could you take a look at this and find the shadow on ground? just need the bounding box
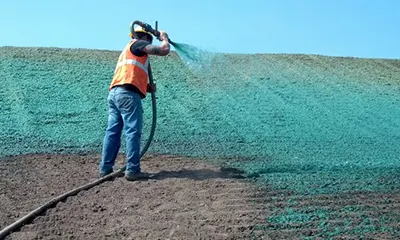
[150,167,246,180]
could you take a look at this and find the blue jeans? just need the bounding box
[99,86,143,174]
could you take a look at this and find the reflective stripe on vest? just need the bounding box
[109,40,149,97]
[115,59,149,74]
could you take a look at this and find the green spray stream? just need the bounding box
[131,21,215,72]
[170,41,215,72]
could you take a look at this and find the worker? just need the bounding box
[99,25,170,181]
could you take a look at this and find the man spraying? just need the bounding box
[99,24,170,181]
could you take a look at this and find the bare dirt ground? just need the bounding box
[1,154,399,239]
[0,154,269,240]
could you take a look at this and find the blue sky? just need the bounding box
[1,0,399,59]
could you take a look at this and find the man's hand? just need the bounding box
[159,31,169,41]
[147,83,156,93]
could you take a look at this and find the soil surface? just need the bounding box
[0,154,268,240]
[1,154,399,239]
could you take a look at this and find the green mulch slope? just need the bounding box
[1,46,399,238]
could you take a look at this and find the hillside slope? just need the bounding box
[1,47,400,190]
[1,46,400,238]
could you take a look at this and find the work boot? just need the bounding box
[125,171,151,181]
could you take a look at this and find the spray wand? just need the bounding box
[130,20,174,45]
[131,20,205,72]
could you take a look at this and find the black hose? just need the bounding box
[141,63,157,158]
[0,64,158,239]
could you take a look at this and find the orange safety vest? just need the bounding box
[109,40,149,98]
